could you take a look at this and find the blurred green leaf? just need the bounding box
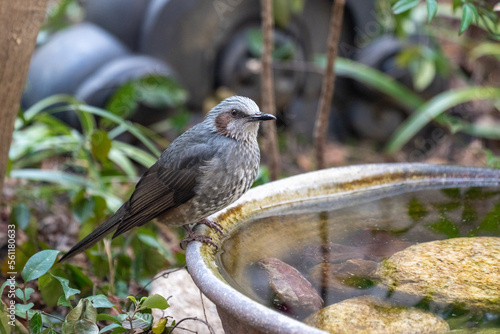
[118,312,153,330]
[273,0,291,27]
[137,233,171,260]
[112,141,157,167]
[51,274,80,300]
[77,104,161,158]
[62,299,98,334]
[290,0,305,12]
[392,0,420,14]
[58,295,72,308]
[386,87,500,153]
[91,130,112,163]
[108,148,136,177]
[413,58,436,91]
[73,191,95,224]
[38,273,64,307]
[22,250,60,282]
[152,318,168,334]
[334,57,424,110]
[96,314,120,324]
[11,203,30,230]
[15,303,34,314]
[29,312,43,334]
[99,323,126,333]
[426,0,438,23]
[470,42,500,60]
[106,84,137,121]
[86,295,114,308]
[15,288,34,303]
[460,3,478,35]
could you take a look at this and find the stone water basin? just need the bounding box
[186,163,500,333]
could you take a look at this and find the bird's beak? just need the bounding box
[249,113,276,122]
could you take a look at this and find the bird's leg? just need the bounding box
[194,218,224,236]
[181,224,218,250]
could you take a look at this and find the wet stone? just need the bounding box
[305,296,450,334]
[296,243,365,271]
[308,259,379,289]
[376,237,500,313]
[250,257,323,319]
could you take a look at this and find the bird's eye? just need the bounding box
[231,109,238,117]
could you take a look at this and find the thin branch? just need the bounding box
[260,0,281,180]
[313,0,346,169]
[168,317,215,334]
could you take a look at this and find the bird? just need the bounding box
[59,96,276,262]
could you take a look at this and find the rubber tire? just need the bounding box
[22,23,129,109]
[75,55,175,107]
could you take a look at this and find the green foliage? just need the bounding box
[386,87,500,153]
[272,0,305,27]
[105,75,188,127]
[315,57,500,154]
[22,250,60,282]
[6,92,188,332]
[10,251,174,334]
[391,0,498,36]
[247,29,296,61]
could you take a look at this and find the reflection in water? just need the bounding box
[217,186,500,329]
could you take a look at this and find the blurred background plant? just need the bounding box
[1,0,500,332]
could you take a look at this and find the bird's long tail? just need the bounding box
[59,206,126,262]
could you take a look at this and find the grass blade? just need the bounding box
[386,87,500,153]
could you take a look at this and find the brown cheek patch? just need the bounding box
[215,113,232,136]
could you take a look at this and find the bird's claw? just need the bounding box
[195,218,225,236]
[181,222,220,250]
[180,234,218,250]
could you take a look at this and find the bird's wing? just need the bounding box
[112,143,217,237]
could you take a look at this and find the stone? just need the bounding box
[304,296,450,334]
[298,243,365,270]
[251,257,323,319]
[149,268,224,334]
[376,237,500,312]
[308,259,378,291]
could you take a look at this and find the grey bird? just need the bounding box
[59,96,275,262]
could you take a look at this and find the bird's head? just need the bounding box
[205,96,276,141]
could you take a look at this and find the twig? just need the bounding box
[313,0,346,169]
[260,0,281,180]
[199,290,208,325]
[168,317,215,334]
[103,239,115,295]
[40,311,64,323]
[134,266,186,298]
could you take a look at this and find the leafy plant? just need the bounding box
[1,250,172,334]
[391,0,499,37]
[314,57,500,155]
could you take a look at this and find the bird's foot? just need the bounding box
[194,218,225,236]
[180,223,218,250]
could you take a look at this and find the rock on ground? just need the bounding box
[304,296,450,334]
[150,268,224,334]
[375,237,500,312]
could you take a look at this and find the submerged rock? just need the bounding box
[304,296,450,334]
[376,237,500,312]
[250,257,323,318]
